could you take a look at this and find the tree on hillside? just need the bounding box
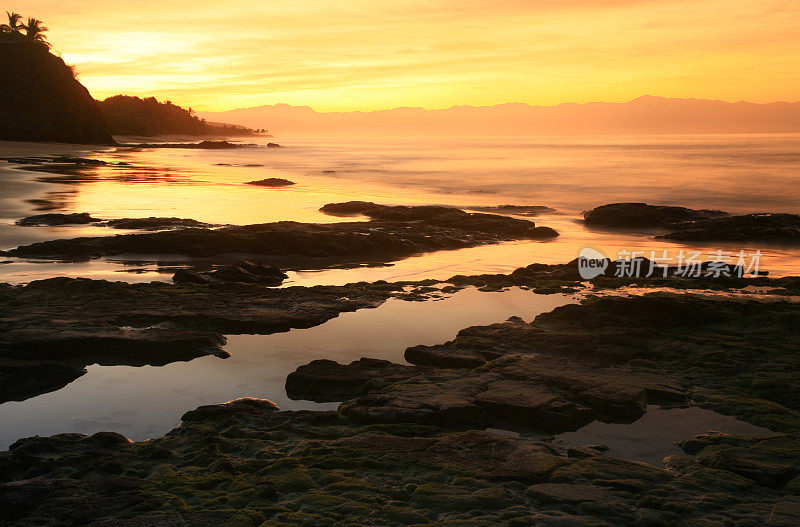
[22,17,49,46]
[0,11,23,35]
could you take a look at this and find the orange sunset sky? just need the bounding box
[19,0,800,112]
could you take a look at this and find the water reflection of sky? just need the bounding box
[0,288,574,449]
[2,134,800,284]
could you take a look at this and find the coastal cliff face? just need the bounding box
[0,42,113,144]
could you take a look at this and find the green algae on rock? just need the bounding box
[2,397,799,526]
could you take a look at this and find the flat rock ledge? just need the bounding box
[246,178,295,187]
[584,202,728,229]
[657,212,800,244]
[584,202,800,244]
[5,202,559,265]
[16,213,213,230]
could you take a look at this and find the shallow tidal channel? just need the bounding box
[0,287,573,449]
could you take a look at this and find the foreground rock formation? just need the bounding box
[4,203,559,267]
[2,391,799,525]
[2,272,800,525]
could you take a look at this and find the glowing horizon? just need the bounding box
[18,0,800,112]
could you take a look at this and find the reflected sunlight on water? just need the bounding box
[0,288,575,448]
[1,134,799,281]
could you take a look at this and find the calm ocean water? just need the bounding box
[0,134,798,449]
[1,133,799,282]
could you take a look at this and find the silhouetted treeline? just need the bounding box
[98,95,264,137]
[1,11,50,47]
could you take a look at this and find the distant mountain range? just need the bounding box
[199,96,800,137]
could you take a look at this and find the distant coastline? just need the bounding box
[200,96,800,137]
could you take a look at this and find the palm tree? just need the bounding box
[22,17,50,46]
[0,11,23,34]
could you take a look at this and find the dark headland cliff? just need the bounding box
[0,40,113,144]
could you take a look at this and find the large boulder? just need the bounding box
[286,358,422,401]
[584,202,727,229]
[16,213,101,226]
[659,213,800,244]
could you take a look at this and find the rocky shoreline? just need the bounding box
[2,261,800,524]
[3,194,800,524]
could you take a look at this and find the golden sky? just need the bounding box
[19,0,800,111]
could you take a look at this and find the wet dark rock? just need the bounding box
[337,355,682,432]
[2,399,795,526]
[768,501,800,526]
[1,157,49,165]
[246,177,295,187]
[525,483,619,503]
[102,217,212,230]
[16,212,102,226]
[452,255,781,294]
[567,445,609,459]
[575,256,751,280]
[678,434,800,489]
[320,201,470,219]
[181,397,280,422]
[471,205,557,216]
[207,261,288,285]
[266,142,282,148]
[406,294,800,431]
[584,202,728,229]
[18,213,215,230]
[316,202,559,242]
[321,201,561,236]
[658,213,800,244]
[171,269,214,284]
[7,202,559,264]
[286,358,424,402]
[1,278,800,524]
[172,261,288,286]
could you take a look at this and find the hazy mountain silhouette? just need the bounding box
[200,96,800,137]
